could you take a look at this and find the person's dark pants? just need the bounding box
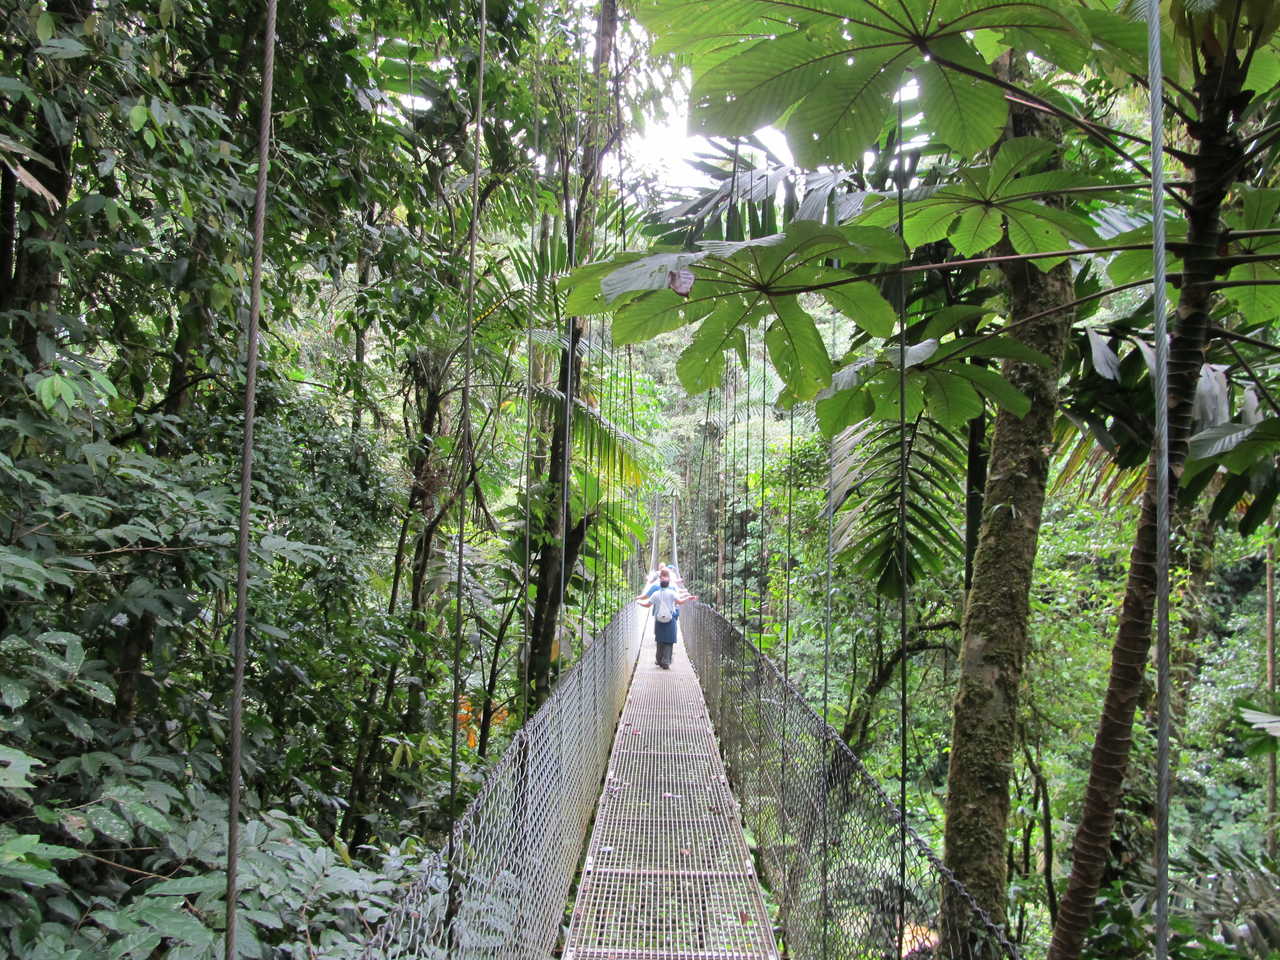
[654,617,677,667]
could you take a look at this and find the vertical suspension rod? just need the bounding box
[225,1,278,954]
[1146,0,1172,956]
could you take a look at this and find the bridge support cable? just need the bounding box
[683,603,1025,960]
[225,0,278,953]
[1144,0,1172,955]
[360,605,640,958]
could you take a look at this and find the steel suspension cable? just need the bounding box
[671,489,679,572]
[718,380,728,608]
[754,156,767,651]
[821,300,836,960]
[627,343,637,586]
[742,330,751,633]
[650,495,660,574]
[732,366,740,622]
[691,390,714,589]
[558,4,585,665]
[610,47,627,616]
[1146,0,1172,956]
[451,0,487,823]
[780,404,795,917]
[225,0,277,954]
[894,93,910,959]
[587,310,599,639]
[609,330,620,613]
[752,327,762,660]
[725,138,742,625]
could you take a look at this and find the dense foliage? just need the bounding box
[5,0,1280,957]
[0,0,665,953]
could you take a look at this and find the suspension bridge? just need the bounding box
[360,601,1019,959]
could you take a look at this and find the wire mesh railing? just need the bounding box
[361,603,640,959]
[682,602,1024,960]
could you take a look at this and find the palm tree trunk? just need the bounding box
[1047,46,1247,960]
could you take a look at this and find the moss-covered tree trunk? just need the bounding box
[939,54,1074,958]
[1047,46,1246,960]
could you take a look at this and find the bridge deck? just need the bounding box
[565,618,778,960]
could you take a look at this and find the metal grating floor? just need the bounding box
[565,618,779,960]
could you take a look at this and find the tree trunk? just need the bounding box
[114,611,156,723]
[528,323,582,704]
[964,410,988,594]
[477,591,522,758]
[3,0,85,369]
[1047,46,1246,960]
[525,0,618,706]
[0,102,23,292]
[940,54,1076,959]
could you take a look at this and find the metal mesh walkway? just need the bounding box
[566,617,778,960]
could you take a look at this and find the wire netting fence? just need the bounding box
[682,602,1024,960]
[361,604,640,959]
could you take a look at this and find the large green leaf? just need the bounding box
[949,204,1005,257]
[861,137,1106,262]
[560,221,904,399]
[613,290,694,345]
[950,363,1030,416]
[676,296,763,393]
[820,281,898,337]
[691,31,839,138]
[1223,188,1280,323]
[601,251,709,303]
[784,48,907,168]
[915,36,1009,158]
[561,253,651,315]
[765,296,832,403]
[922,369,984,425]
[642,0,1090,164]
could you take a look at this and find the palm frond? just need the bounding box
[1050,419,1147,505]
[829,417,965,597]
[1165,844,1280,959]
[531,385,647,487]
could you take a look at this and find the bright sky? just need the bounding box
[626,103,796,192]
[625,82,923,193]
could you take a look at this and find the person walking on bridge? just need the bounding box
[636,567,695,669]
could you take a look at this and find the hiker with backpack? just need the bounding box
[636,567,696,669]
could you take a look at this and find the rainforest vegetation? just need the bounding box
[4,0,1280,956]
